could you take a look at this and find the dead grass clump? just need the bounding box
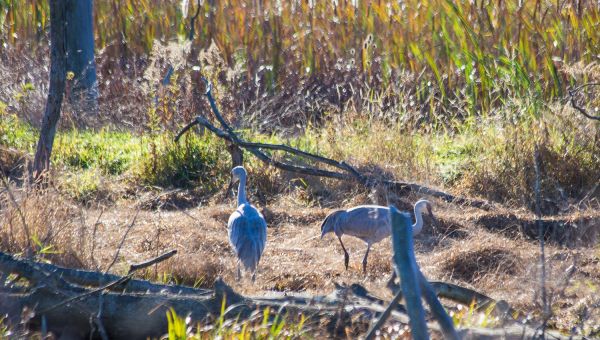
[457,113,600,213]
[470,211,600,247]
[137,189,201,211]
[272,273,322,292]
[0,147,29,179]
[442,246,522,285]
[0,185,90,268]
[162,253,226,288]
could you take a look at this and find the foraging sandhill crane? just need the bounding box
[320,199,435,274]
[228,166,267,282]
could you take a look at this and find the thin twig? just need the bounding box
[568,82,600,121]
[188,0,202,41]
[90,208,105,271]
[104,209,140,274]
[364,287,404,340]
[39,273,133,314]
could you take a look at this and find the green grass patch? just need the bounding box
[1,109,598,210]
[134,132,229,190]
[0,116,231,197]
[54,129,144,176]
[165,306,307,340]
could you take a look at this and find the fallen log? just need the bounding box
[0,251,414,338]
[0,252,206,295]
[0,251,580,339]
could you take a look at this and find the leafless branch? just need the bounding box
[127,249,177,274]
[0,251,578,339]
[104,209,139,274]
[569,82,600,121]
[90,208,105,271]
[176,78,492,210]
[188,0,202,41]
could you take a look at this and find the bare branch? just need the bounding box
[127,249,177,274]
[188,0,202,41]
[90,208,105,271]
[0,251,578,339]
[176,78,492,210]
[569,82,600,121]
[104,210,139,274]
[1,251,206,295]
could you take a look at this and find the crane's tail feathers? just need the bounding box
[237,241,262,272]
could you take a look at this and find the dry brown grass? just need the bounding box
[1,177,599,335]
[0,183,91,268]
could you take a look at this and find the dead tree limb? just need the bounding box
[0,251,579,339]
[569,82,600,121]
[176,79,491,210]
[387,279,518,319]
[0,251,206,295]
[127,249,177,274]
[38,250,178,314]
[367,209,430,340]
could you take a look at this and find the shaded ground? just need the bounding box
[75,192,600,336]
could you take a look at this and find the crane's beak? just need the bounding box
[226,175,238,198]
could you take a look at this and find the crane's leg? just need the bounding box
[251,270,256,283]
[337,236,350,270]
[361,244,371,275]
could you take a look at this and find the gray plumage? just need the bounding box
[320,199,435,274]
[228,166,267,282]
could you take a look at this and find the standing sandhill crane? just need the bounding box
[320,199,435,274]
[228,166,267,282]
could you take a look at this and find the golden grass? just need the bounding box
[2,181,598,334]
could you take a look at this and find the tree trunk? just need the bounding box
[65,0,98,115]
[32,0,68,180]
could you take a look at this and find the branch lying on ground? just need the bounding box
[175,79,492,210]
[1,251,206,295]
[38,250,178,315]
[0,252,577,339]
[569,82,600,121]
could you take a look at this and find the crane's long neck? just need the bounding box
[237,173,248,207]
[412,205,424,235]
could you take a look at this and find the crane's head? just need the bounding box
[231,166,247,182]
[320,210,345,239]
[415,199,437,223]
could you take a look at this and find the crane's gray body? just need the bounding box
[228,166,267,281]
[320,200,433,273]
[326,205,392,245]
[228,203,267,273]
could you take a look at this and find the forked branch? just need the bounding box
[176,78,491,210]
